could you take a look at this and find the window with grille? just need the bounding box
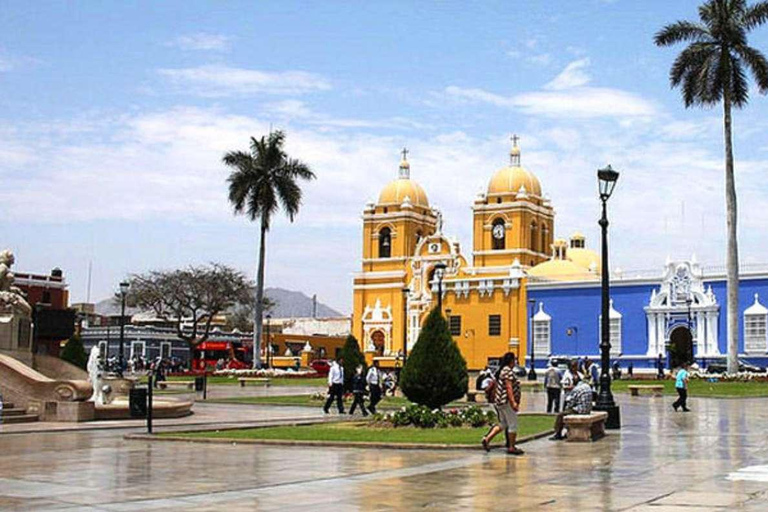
[598,317,622,355]
[488,315,501,336]
[449,315,462,336]
[745,314,767,353]
[533,319,550,355]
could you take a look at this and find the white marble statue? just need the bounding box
[87,346,107,404]
[0,250,32,317]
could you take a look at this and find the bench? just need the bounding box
[238,377,272,387]
[157,381,194,390]
[466,390,486,403]
[628,384,664,397]
[563,411,608,442]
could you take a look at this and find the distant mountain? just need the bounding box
[265,288,343,318]
[94,297,140,317]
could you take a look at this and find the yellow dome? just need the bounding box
[378,178,429,207]
[527,259,595,281]
[487,165,542,197]
[568,248,601,273]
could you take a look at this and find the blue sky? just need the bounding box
[2,1,768,314]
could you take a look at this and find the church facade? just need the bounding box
[352,140,768,371]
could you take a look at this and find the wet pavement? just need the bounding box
[1,392,767,511]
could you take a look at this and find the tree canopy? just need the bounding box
[126,263,252,346]
[400,308,468,409]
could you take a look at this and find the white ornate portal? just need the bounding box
[644,259,720,357]
[361,299,393,355]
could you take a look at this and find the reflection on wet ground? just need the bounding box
[1,391,767,510]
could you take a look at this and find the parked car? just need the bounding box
[310,359,331,376]
[706,358,767,374]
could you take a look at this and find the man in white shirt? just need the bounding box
[323,357,345,414]
[366,360,382,414]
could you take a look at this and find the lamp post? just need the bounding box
[434,262,447,313]
[528,299,537,381]
[402,288,410,364]
[594,164,621,429]
[118,281,130,377]
[266,314,272,369]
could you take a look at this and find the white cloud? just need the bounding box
[545,58,591,90]
[168,33,232,52]
[445,84,656,119]
[157,65,331,97]
[0,48,40,72]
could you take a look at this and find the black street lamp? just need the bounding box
[118,281,130,377]
[528,299,537,381]
[434,262,447,313]
[594,164,621,429]
[402,287,410,364]
[266,314,272,369]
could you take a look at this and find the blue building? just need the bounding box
[527,257,768,370]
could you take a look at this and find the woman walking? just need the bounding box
[481,352,524,455]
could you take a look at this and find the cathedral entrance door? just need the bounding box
[668,326,693,368]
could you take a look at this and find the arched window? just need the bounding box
[379,227,392,258]
[541,225,548,254]
[491,218,505,250]
[530,222,538,253]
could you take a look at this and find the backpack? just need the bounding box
[483,375,498,403]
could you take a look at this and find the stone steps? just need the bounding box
[2,413,39,424]
[0,403,40,424]
[2,407,29,417]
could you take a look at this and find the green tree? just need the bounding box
[655,0,768,374]
[60,334,88,370]
[339,334,366,390]
[400,308,468,409]
[224,131,315,368]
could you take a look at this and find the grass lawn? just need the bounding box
[612,378,768,397]
[163,416,553,445]
[212,394,419,408]
[137,375,327,387]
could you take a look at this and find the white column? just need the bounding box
[695,312,704,356]
[647,314,657,357]
[707,313,720,355]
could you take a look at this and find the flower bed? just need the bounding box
[214,368,320,378]
[374,405,496,429]
[690,371,768,382]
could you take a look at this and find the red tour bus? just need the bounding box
[192,340,250,371]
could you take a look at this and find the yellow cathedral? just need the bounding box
[352,138,600,370]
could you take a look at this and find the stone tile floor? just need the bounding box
[0,391,767,510]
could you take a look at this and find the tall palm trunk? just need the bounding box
[723,89,740,375]
[253,216,267,369]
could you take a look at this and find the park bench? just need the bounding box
[466,390,486,403]
[157,381,194,390]
[563,411,608,442]
[628,384,664,397]
[238,377,272,387]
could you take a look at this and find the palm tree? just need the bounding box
[224,131,315,368]
[655,0,768,374]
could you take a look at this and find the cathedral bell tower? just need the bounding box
[472,136,555,268]
[360,149,438,272]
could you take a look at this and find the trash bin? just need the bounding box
[129,388,148,418]
[195,376,205,392]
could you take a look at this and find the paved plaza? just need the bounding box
[1,391,768,511]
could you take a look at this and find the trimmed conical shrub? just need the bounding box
[400,307,468,409]
[339,334,366,391]
[60,334,88,370]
